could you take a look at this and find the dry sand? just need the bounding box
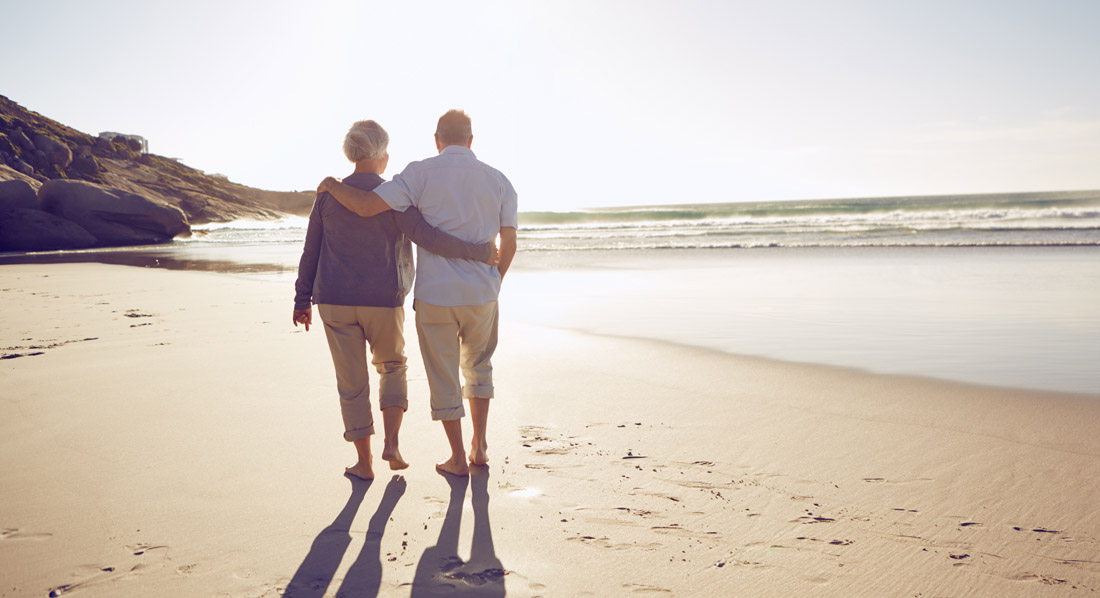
[2,263,1099,597]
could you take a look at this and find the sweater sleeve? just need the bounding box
[293,195,325,310]
[395,206,493,262]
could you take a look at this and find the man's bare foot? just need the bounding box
[435,456,470,477]
[469,440,489,466]
[381,442,409,471]
[345,461,374,480]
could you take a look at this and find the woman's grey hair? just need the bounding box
[343,120,389,162]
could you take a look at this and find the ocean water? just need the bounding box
[159,189,1100,252]
[3,191,1099,395]
[518,190,1100,251]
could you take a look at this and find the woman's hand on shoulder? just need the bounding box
[317,177,339,196]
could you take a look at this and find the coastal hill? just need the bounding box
[0,95,313,252]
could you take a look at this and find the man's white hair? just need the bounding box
[343,120,389,162]
[435,109,473,146]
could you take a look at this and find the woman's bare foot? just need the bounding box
[435,456,470,477]
[345,461,374,480]
[381,440,409,471]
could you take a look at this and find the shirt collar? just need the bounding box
[440,145,475,158]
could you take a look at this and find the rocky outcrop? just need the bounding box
[38,180,190,247]
[33,133,73,168]
[1,178,100,251]
[0,179,38,210]
[9,128,35,153]
[0,163,42,188]
[0,93,314,252]
[69,146,101,177]
[0,208,97,251]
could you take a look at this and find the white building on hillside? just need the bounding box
[98,132,148,154]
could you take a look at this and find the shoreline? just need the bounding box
[548,321,1100,402]
[3,262,1100,596]
[3,245,1099,396]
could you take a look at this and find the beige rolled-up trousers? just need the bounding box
[414,299,498,421]
[318,304,408,442]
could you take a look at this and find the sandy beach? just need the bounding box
[3,261,1100,597]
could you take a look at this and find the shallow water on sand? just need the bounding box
[4,244,1098,395]
[506,246,1100,396]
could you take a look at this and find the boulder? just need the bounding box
[11,158,35,176]
[0,163,41,185]
[0,179,38,210]
[70,147,101,177]
[0,207,97,251]
[11,128,35,153]
[33,133,72,168]
[22,149,46,171]
[0,132,16,156]
[93,136,114,155]
[38,179,190,246]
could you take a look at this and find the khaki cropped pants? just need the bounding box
[414,299,498,421]
[318,304,408,442]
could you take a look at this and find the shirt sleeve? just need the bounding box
[394,206,491,262]
[499,174,519,228]
[293,194,325,310]
[373,165,419,213]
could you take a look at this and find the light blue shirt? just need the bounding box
[374,145,518,306]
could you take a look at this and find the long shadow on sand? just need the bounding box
[284,475,406,598]
[336,475,407,596]
[410,467,505,597]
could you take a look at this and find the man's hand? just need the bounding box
[293,308,312,331]
[497,227,517,280]
[317,176,339,196]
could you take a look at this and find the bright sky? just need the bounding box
[3,0,1099,212]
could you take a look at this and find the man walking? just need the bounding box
[318,109,518,476]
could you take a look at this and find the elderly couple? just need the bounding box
[293,110,518,479]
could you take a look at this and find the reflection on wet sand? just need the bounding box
[0,243,298,277]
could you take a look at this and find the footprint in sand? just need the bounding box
[1010,573,1068,585]
[48,543,170,596]
[649,524,703,538]
[792,516,837,524]
[1012,526,1061,534]
[566,535,654,551]
[862,477,932,485]
[518,425,580,456]
[796,537,854,546]
[127,542,168,556]
[440,563,506,587]
[1,528,53,540]
[623,583,672,594]
[1,352,45,360]
[48,565,127,597]
[2,337,98,358]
